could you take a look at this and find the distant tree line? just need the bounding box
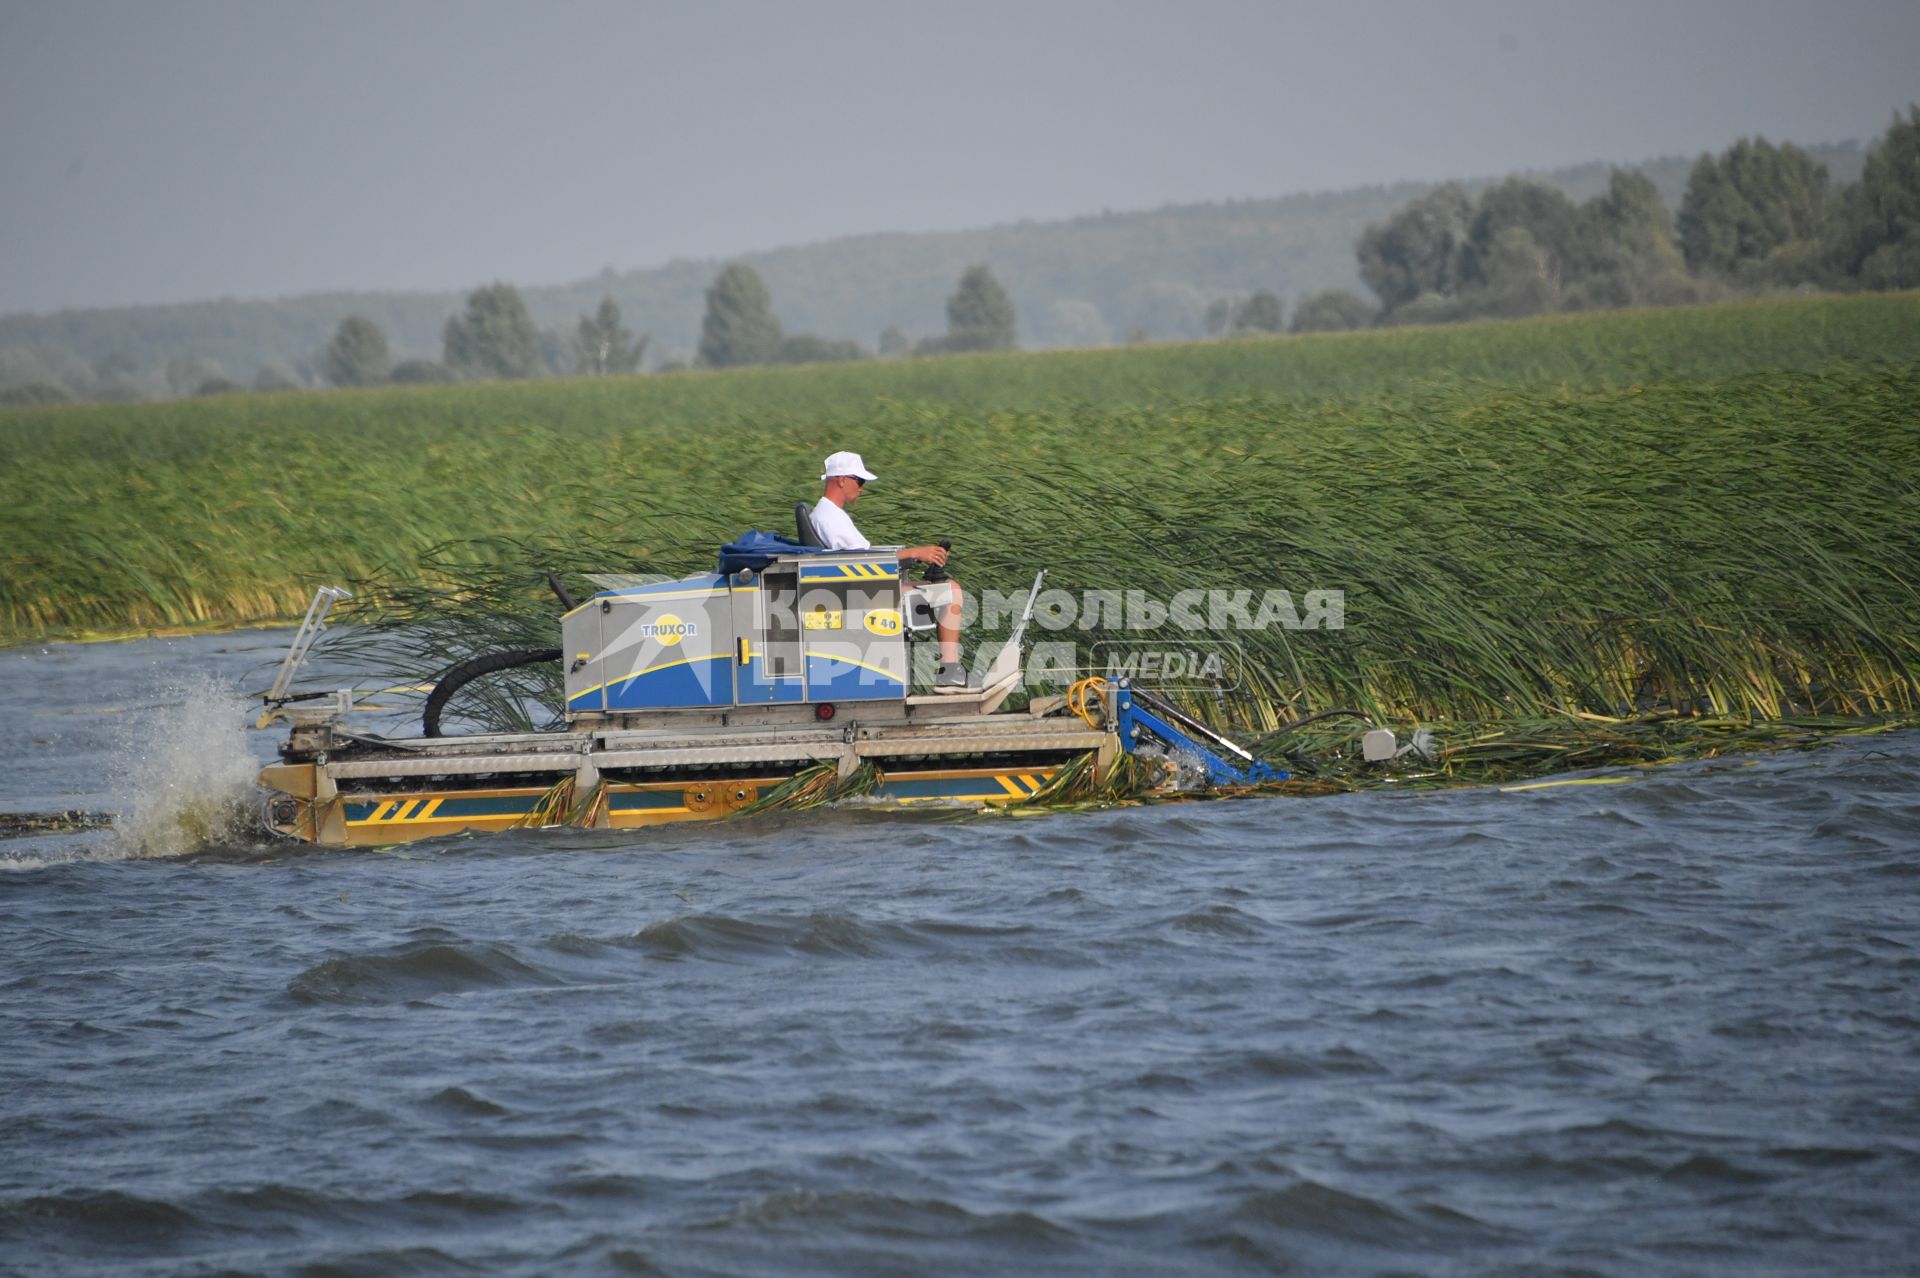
[0,285,661,403]
[313,285,654,389]
[1347,166,1700,326]
[248,261,1013,393]
[1316,106,1919,330]
[0,257,1021,402]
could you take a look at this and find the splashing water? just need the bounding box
[108,673,263,858]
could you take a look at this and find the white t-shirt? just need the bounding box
[811,496,870,551]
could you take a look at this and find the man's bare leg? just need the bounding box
[938,581,964,667]
[931,579,969,690]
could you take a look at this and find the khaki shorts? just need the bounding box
[904,579,957,626]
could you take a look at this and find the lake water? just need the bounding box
[3,632,1917,1275]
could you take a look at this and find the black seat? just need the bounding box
[794,502,826,548]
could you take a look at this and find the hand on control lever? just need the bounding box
[900,541,951,574]
[923,539,952,583]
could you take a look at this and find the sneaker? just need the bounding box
[934,662,971,694]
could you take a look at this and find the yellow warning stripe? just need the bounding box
[350,798,453,825]
[803,563,894,579]
[342,764,1058,830]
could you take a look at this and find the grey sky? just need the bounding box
[1,0,1913,315]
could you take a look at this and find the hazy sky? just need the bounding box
[1,0,1913,315]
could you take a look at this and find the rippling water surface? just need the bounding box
[3,633,1918,1276]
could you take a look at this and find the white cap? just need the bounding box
[822,450,877,482]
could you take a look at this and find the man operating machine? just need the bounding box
[809,450,968,692]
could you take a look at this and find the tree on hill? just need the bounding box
[444,283,542,379]
[877,325,912,357]
[1461,178,1582,297]
[1233,291,1283,334]
[1564,169,1698,309]
[1289,289,1375,332]
[1357,183,1473,313]
[1829,105,1920,290]
[537,326,571,377]
[1676,137,1831,278]
[698,264,782,368]
[323,315,391,387]
[575,296,647,375]
[1471,227,1557,317]
[939,264,1018,352]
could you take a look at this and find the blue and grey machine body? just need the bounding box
[562,551,911,717]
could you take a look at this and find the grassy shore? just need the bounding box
[3,293,1917,755]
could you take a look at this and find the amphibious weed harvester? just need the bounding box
[256,518,1290,847]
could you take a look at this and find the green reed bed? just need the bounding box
[2,292,1916,642]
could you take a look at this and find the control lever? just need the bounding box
[923,538,952,584]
